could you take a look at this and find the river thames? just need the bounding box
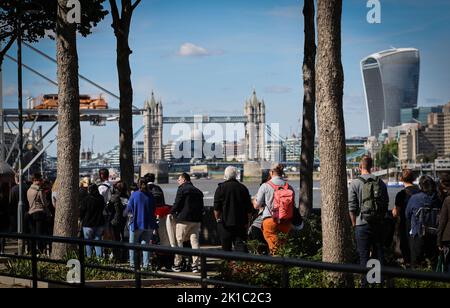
[158,178,403,209]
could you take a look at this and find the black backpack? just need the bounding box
[358,177,387,224]
[148,184,165,206]
[416,199,440,237]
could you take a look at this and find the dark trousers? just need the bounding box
[399,222,411,264]
[112,224,127,262]
[355,224,385,287]
[409,234,438,269]
[248,226,269,255]
[217,223,248,253]
[30,212,48,253]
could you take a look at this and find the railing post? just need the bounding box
[281,265,289,288]
[78,242,85,288]
[201,255,207,289]
[31,238,38,289]
[134,247,142,289]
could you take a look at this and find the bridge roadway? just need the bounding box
[2,109,248,124]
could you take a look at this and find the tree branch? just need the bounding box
[131,0,141,11]
[0,33,17,60]
[109,0,120,26]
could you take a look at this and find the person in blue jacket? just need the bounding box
[127,179,158,269]
[406,175,441,269]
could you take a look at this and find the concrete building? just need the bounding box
[420,102,450,157]
[396,102,450,162]
[361,48,420,137]
[285,134,301,162]
[398,127,419,163]
[265,140,285,163]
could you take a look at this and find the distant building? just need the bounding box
[285,135,301,162]
[223,140,246,162]
[400,105,443,126]
[361,48,420,137]
[365,136,383,158]
[133,141,144,165]
[396,102,450,162]
[164,143,175,162]
[265,140,285,163]
[419,102,450,157]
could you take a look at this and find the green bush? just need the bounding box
[0,254,135,282]
[218,215,325,288]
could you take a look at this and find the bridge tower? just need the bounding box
[245,90,266,161]
[143,92,163,163]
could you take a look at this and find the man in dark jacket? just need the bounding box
[214,166,253,252]
[170,173,204,273]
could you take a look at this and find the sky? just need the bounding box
[2,0,450,156]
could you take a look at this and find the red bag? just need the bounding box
[268,182,294,222]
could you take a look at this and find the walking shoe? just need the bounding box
[191,266,200,273]
[171,265,182,272]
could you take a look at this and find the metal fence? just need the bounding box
[0,232,449,288]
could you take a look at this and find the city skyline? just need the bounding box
[2,0,450,156]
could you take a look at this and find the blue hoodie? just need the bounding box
[127,191,158,232]
[405,192,441,237]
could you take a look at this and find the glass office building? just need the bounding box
[361,48,420,137]
[400,106,443,125]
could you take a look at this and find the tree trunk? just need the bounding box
[52,0,81,259]
[299,0,316,218]
[110,0,136,188]
[316,0,353,286]
[116,36,134,187]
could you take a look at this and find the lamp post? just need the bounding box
[16,2,24,253]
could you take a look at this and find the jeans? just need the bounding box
[355,224,384,287]
[83,227,104,258]
[129,229,153,269]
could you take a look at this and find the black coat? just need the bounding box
[80,194,105,228]
[147,184,166,206]
[438,197,450,246]
[213,179,253,228]
[171,182,204,223]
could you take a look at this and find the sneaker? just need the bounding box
[171,265,182,273]
[191,266,200,273]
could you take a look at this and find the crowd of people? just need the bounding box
[349,155,450,286]
[1,159,449,277]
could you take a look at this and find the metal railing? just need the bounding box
[0,232,449,288]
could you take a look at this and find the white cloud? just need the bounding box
[177,43,211,57]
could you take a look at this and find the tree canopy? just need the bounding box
[0,0,108,69]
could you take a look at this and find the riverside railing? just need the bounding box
[0,232,449,288]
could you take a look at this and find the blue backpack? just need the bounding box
[416,198,441,237]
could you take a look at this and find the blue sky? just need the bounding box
[2,0,450,156]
